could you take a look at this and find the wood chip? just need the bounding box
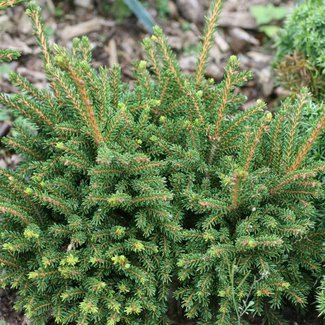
[59,18,115,41]
[229,27,259,52]
[0,122,11,138]
[0,16,13,33]
[16,67,46,82]
[106,39,118,67]
[219,12,257,29]
[247,51,272,65]
[215,32,230,53]
[258,66,274,97]
[206,64,223,80]
[179,55,196,72]
[176,0,204,23]
[0,34,33,54]
[74,0,93,9]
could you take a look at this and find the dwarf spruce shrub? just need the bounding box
[0,0,324,324]
[275,0,325,99]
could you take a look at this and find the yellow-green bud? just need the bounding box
[55,54,66,66]
[229,55,238,65]
[65,254,79,266]
[2,243,14,251]
[118,102,126,112]
[235,169,249,179]
[114,226,126,237]
[42,257,51,268]
[153,25,162,34]
[247,239,256,248]
[203,232,215,242]
[118,283,130,293]
[56,142,65,149]
[31,175,41,182]
[24,228,39,239]
[184,120,191,128]
[150,135,158,142]
[265,111,273,122]
[132,241,145,252]
[28,271,39,279]
[138,60,147,70]
[256,99,266,111]
[159,115,167,123]
[24,187,33,195]
[196,90,203,98]
[79,301,99,314]
[218,290,226,297]
[143,38,151,49]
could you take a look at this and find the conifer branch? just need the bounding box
[196,0,223,86]
[151,27,185,92]
[287,112,325,172]
[98,67,109,125]
[61,63,104,144]
[110,65,121,108]
[160,97,187,115]
[284,91,307,171]
[211,56,240,141]
[25,3,63,100]
[16,96,54,128]
[203,213,224,229]
[0,49,21,63]
[267,108,286,168]
[0,0,23,10]
[0,258,19,268]
[158,75,171,103]
[150,30,205,122]
[219,100,265,142]
[26,3,51,67]
[243,113,270,172]
[0,204,31,225]
[49,68,87,122]
[9,72,57,112]
[143,38,162,82]
[270,171,317,195]
[0,93,33,120]
[230,175,241,209]
[0,2,323,323]
[4,138,42,159]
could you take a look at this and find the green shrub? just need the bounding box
[0,1,324,324]
[317,277,325,317]
[275,0,325,99]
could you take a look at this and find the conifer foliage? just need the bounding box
[0,1,324,324]
[0,1,23,62]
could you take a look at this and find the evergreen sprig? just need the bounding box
[0,1,324,324]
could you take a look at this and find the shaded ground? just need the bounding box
[0,0,323,324]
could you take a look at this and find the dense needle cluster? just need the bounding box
[275,0,325,99]
[0,1,324,324]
